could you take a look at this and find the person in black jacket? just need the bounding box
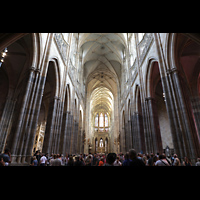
[129,149,145,167]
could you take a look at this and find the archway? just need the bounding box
[147,61,173,154]
[134,87,145,153]
[122,110,126,152]
[77,109,83,154]
[0,33,37,155]
[173,33,200,157]
[59,85,69,156]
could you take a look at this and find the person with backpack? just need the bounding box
[155,154,170,166]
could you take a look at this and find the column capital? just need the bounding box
[29,67,36,72]
[145,97,155,101]
[166,68,179,74]
[35,69,41,74]
[166,69,172,74]
[171,68,179,74]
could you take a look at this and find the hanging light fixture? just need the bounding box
[0,47,8,67]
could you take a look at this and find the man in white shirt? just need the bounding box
[155,154,170,166]
[40,153,47,166]
[113,156,122,166]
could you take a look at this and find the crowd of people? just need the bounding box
[28,149,200,166]
[1,148,200,166]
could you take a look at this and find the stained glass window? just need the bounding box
[95,113,98,127]
[99,113,104,127]
[105,113,108,127]
[100,138,103,147]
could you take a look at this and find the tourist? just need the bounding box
[155,154,170,166]
[1,148,12,166]
[122,152,131,166]
[35,150,41,164]
[80,155,85,166]
[195,158,200,166]
[104,153,116,166]
[58,154,64,165]
[45,153,50,166]
[183,157,192,166]
[85,155,92,166]
[129,149,145,166]
[30,156,38,166]
[152,155,158,166]
[119,152,124,163]
[172,154,181,166]
[147,153,154,166]
[98,157,104,166]
[50,154,56,166]
[67,156,74,166]
[166,155,172,166]
[64,153,69,166]
[92,154,98,166]
[74,155,82,166]
[142,155,147,165]
[113,156,122,166]
[39,153,47,166]
[145,154,150,166]
[52,154,62,166]
[96,155,100,166]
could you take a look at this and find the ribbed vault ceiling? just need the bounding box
[79,33,127,115]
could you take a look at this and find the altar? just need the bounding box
[97,147,105,153]
[93,131,109,154]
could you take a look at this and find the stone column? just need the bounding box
[143,99,153,154]
[71,120,79,154]
[0,96,17,153]
[166,69,185,159]
[57,99,64,154]
[145,97,160,154]
[53,97,63,154]
[26,72,47,161]
[121,127,126,153]
[11,67,35,163]
[138,112,146,153]
[190,96,200,156]
[131,112,140,152]
[43,96,58,154]
[128,120,132,150]
[81,130,85,154]
[60,111,69,155]
[153,33,186,159]
[66,114,73,154]
[25,33,54,163]
[171,68,196,160]
[77,127,82,154]
[124,122,129,152]
[20,69,42,163]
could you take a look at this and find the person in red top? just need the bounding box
[98,157,104,166]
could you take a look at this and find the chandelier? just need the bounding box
[0,48,8,67]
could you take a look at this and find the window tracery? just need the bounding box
[94,112,109,132]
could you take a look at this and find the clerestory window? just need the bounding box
[94,112,109,132]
